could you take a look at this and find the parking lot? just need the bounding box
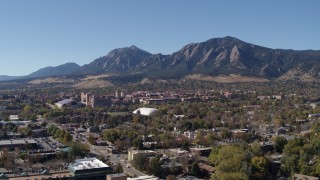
[35,136,64,151]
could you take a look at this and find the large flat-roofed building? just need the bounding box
[0,139,38,150]
[128,150,156,161]
[68,158,112,180]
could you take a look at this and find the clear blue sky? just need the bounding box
[0,0,319,76]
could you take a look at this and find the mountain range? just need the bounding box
[1,36,320,82]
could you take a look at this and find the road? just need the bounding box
[92,146,146,177]
[121,162,146,177]
[47,122,146,177]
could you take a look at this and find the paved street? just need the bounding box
[121,162,146,177]
[48,122,146,177]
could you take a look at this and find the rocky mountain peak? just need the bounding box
[4,36,319,82]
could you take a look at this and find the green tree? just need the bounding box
[191,162,200,176]
[148,156,162,177]
[102,128,121,143]
[133,137,144,150]
[281,154,299,176]
[168,159,178,175]
[212,145,249,180]
[54,129,62,139]
[48,125,58,135]
[250,142,263,157]
[63,132,73,144]
[132,153,148,171]
[69,141,90,158]
[208,147,220,164]
[181,140,190,151]
[251,156,268,178]
[115,163,123,173]
[87,135,97,145]
[273,136,288,153]
[19,153,28,160]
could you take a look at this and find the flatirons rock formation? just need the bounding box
[80,36,320,80]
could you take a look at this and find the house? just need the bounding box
[199,162,215,174]
[272,95,283,100]
[190,146,212,157]
[183,131,196,140]
[9,115,19,121]
[257,96,271,101]
[173,115,186,120]
[143,142,157,149]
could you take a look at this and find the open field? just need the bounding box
[185,74,269,83]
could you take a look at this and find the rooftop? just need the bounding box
[107,173,127,178]
[130,150,156,154]
[0,138,37,146]
[128,175,159,180]
[169,148,188,153]
[133,107,159,116]
[69,158,108,172]
[55,99,74,105]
